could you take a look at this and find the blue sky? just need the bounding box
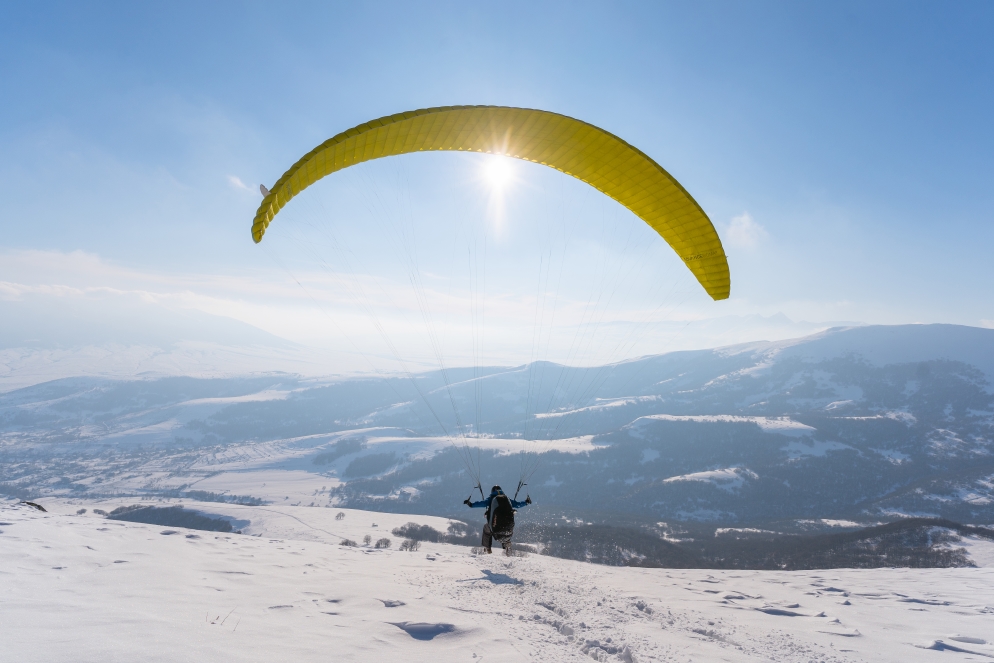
[1,2,992,373]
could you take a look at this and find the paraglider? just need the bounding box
[464,485,531,555]
[252,105,730,301]
[251,105,732,518]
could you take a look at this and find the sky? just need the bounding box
[1,1,992,379]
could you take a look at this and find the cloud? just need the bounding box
[724,212,768,250]
[981,320,994,329]
[227,175,252,191]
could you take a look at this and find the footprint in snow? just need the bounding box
[391,622,455,641]
[917,640,994,658]
[755,607,805,617]
[457,569,522,585]
[818,628,861,637]
[378,599,405,607]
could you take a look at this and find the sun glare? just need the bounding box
[482,155,515,190]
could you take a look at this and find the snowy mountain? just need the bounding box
[0,295,350,392]
[2,324,992,528]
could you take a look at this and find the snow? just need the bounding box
[835,411,917,426]
[5,500,994,663]
[948,534,994,568]
[955,488,992,506]
[632,414,816,437]
[184,470,342,505]
[715,528,780,536]
[368,433,600,457]
[285,430,599,462]
[798,519,874,529]
[534,396,662,418]
[663,467,758,492]
[177,389,299,406]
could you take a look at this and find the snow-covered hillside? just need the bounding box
[4,500,994,663]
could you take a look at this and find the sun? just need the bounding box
[482,155,515,190]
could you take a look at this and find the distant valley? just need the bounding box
[2,324,992,531]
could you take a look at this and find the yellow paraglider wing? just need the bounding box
[252,105,730,300]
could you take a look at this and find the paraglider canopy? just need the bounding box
[252,105,730,300]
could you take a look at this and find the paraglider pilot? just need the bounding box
[464,485,531,555]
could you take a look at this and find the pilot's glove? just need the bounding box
[463,498,472,506]
[525,495,532,505]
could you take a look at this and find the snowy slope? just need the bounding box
[4,500,994,663]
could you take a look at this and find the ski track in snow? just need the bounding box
[3,500,994,662]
